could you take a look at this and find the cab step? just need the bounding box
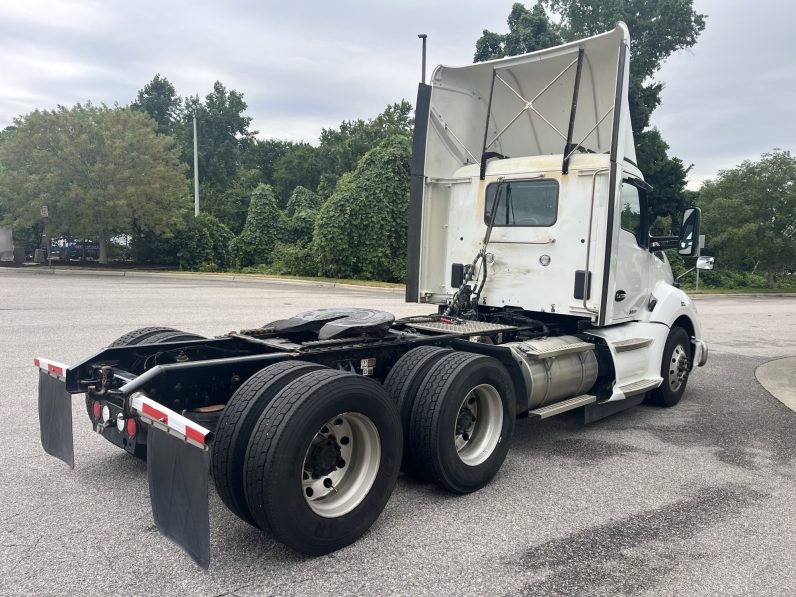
[613,337,654,352]
[618,377,661,397]
[528,394,596,419]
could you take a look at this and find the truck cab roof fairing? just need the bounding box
[424,23,633,181]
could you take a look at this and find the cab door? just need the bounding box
[610,179,652,322]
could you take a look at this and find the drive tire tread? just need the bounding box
[244,369,401,555]
[212,360,325,528]
[384,345,453,474]
[409,351,515,494]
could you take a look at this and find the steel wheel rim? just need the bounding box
[454,383,503,466]
[301,412,380,518]
[668,344,689,392]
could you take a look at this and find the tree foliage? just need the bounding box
[698,150,796,288]
[176,213,234,271]
[0,104,189,262]
[232,183,281,267]
[131,74,181,135]
[474,3,562,61]
[282,186,322,244]
[177,82,255,191]
[314,135,411,281]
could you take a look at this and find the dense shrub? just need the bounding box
[269,241,320,276]
[176,213,234,270]
[313,135,410,281]
[232,183,281,267]
[130,229,180,264]
[282,186,322,244]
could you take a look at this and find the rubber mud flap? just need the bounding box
[38,370,74,469]
[147,430,211,569]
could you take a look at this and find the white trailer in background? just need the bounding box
[36,23,710,568]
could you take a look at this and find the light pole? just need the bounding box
[193,111,200,216]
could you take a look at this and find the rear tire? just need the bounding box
[648,326,691,407]
[244,369,401,555]
[211,360,326,527]
[409,352,516,494]
[384,345,453,474]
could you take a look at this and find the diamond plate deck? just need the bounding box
[407,320,516,334]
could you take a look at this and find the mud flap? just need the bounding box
[147,429,211,569]
[38,370,74,468]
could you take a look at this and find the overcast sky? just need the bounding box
[1,0,793,189]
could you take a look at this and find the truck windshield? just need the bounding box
[484,179,558,227]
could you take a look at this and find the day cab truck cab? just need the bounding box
[36,23,709,568]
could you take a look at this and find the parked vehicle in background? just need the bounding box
[49,239,100,261]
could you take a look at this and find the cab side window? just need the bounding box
[620,182,642,245]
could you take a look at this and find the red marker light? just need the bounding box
[92,401,101,419]
[126,418,137,437]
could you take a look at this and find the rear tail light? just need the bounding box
[92,400,101,419]
[126,418,137,437]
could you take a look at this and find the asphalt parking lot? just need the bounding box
[1,269,794,596]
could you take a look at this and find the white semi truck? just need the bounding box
[36,23,710,568]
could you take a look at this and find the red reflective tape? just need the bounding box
[184,425,205,445]
[48,364,65,377]
[34,358,41,368]
[141,402,168,424]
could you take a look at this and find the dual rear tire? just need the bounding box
[386,348,516,494]
[213,363,402,556]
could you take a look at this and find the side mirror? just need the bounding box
[696,256,714,270]
[678,207,701,257]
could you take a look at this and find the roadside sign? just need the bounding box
[40,205,49,218]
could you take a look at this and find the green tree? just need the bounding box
[131,74,181,135]
[314,135,411,281]
[232,183,281,267]
[241,138,294,187]
[698,150,796,288]
[201,167,263,234]
[315,101,414,198]
[473,3,562,61]
[0,104,189,263]
[272,142,323,205]
[177,82,255,192]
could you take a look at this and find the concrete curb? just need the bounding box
[755,356,796,413]
[0,266,407,294]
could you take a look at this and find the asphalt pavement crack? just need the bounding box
[515,483,767,596]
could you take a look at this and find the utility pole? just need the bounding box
[193,112,200,216]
